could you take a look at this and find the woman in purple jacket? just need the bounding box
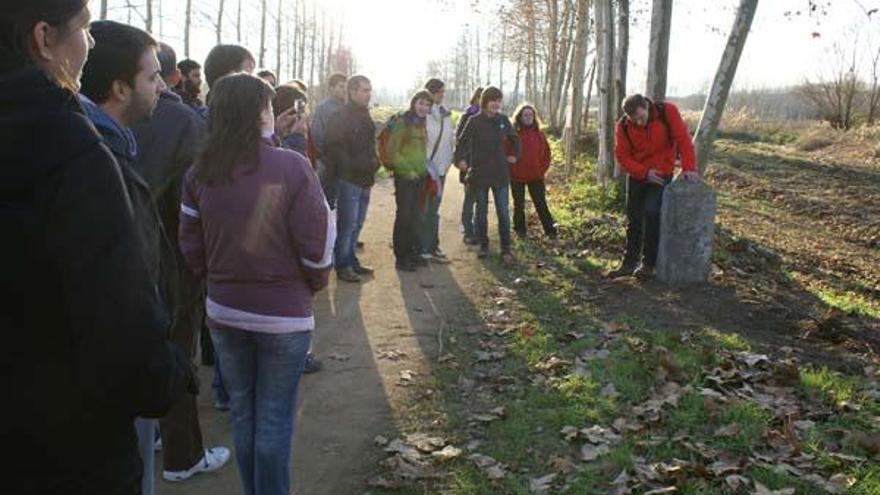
[179,73,334,495]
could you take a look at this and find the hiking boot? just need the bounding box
[634,264,656,281]
[412,255,429,267]
[477,246,490,259]
[303,352,322,374]
[463,235,479,246]
[163,447,231,482]
[353,264,374,276]
[396,258,417,272]
[337,267,362,283]
[607,261,638,279]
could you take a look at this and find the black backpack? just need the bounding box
[618,99,674,150]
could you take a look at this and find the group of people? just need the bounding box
[1,2,698,495]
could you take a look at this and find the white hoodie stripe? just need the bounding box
[301,201,336,270]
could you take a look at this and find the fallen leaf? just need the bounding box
[725,474,750,491]
[373,435,389,446]
[752,481,795,495]
[715,423,741,438]
[529,473,557,493]
[579,443,610,461]
[431,445,462,461]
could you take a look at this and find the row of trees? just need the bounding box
[96,0,355,100]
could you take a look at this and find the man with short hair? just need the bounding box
[610,93,700,280]
[130,42,231,484]
[324,75,378,282]
[257,69,277,87]
[78,20,195,495]
[311,72,348,207]
[175,58,206,116]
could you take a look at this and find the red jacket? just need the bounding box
[510,126,551,183]
[614,101,695,181]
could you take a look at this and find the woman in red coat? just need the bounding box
[510,104,557,239]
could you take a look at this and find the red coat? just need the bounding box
[614,101,696,181]
[509,126,551,183]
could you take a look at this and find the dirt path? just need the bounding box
[153,172,488,495]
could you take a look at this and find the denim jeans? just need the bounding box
[334,179,371,270]
[624,175,672,267]
[213,360,229,405]
[134,418,156,495]
[211,328,312,495]
[472,184,512,252]
[393,176,425,261]
[421,175,446,253]
[460,182,476,238]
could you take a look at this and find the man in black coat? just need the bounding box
[324,75,380,283]
[0,15,192,495]
[131,42,230,483]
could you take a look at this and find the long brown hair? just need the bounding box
[195,73,275,185]
[513,103,543,131]
[0,0,89,91]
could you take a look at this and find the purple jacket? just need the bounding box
[179,139,334,333]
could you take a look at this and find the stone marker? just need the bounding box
[656,178,717,285]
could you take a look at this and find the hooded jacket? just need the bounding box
[0,67,191,494]
[510,126,552,183]
[454,111,521,189]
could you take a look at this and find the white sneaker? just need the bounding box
[163,447,231,482]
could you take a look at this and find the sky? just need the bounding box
[89,0,880,98]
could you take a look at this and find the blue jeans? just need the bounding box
[211,328,312,495]
[334,179,371,270]
[461,182,476,238]
[213,360,229,405]
[421,175,446,253]
[134,418,156,495]
[472,184,511,252]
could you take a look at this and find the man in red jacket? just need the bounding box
[609,94,700,279]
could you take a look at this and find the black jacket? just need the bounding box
[132,90,206,319]
[454,111,521,189]
[324,102,380,187]
[0,67,191,495]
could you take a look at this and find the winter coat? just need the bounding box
[323,102,380,188]
[454,104,480,184]
[179,139,334,333]
[0,67,191,495]
[614,100,696,181]
[510,126,552,183]
[454,111,521,189]
[387,110,428,179]
[310,96,344,157]
[131,89,207,327]
[426,103,455,176]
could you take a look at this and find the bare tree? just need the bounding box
[184,0,192,57]
[276,0,284,79]
[869,43,880,125]
[595,0,616,185]
[565,0,591,172]
[145,0,153,33]
[614,0,630,118]
[259,0,268,68]
[101,0,109,20]
[214,0,226,45]
[645,0,672,100]
[236,0,243,43]
[693,0,759,173]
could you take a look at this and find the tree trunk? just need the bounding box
[184,0,192,57]
[614,0,629,118]
[259,0,268,68]
[583,56,597,130]
[216,0,226,45]
[595,0,615,185]
[513,56,522,107]
[567,0,591,174]
[145,0,153,33]
[309,6,317,88]
[276,0,284,79]
[693,0,759,173]
[100,0,108,20]
[645,0,673,100]
[298,0,306,78]
[499,18,507,92]
[545,0,561,126]
[236,0,242,43]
